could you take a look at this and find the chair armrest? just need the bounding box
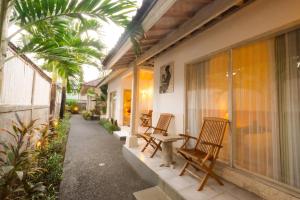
[200,141,223,148]
[178,134,197,149]
[179,134,197,140]
[153,127,168,132]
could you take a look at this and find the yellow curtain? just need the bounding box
[232,40,280,178]
[186,52,229,162]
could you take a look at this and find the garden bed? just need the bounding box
[0,113,71,199]
[99,118,120,134]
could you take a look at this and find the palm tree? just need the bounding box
[0,0,137,95]
[56,62,82,119]
[23,18,105,117]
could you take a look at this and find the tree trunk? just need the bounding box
[49,69,58,116]
[59,79,67,119]
[49,81,57,116]
[0,0,11,99]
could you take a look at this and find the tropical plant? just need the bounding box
[82,110,92,120]
[32,114,70,199]
[0,0,138,113]
[0,115,45,199]
[98,84,108,114]
[99,118,120,134]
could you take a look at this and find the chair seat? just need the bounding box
[137,132,151,140]
[178,148,213,161]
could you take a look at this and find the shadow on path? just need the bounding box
[60,115,152,200]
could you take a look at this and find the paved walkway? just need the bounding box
[60,115,152,200]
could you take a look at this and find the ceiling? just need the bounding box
[112,0,214,68]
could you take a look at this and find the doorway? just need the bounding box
[123,89,131,126]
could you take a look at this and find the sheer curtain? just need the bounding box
[185,29,300,189]
[232,40,280,179]
[186,53,229,161]
[276,30,300,188]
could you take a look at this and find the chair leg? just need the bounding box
[150,141,161,158]
[198,172,210,191]
[209,171,223,186]
[179,162,189,176]
[141,139,150,152]
[202,162,223,186]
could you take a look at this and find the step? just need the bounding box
[113,130,128,140]
[134,186,172,200]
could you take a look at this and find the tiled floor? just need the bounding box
[126,139,262,200]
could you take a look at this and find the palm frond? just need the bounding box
[12,0,137,28]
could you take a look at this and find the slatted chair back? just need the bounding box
[152,113,173,136]
[195,117,228,159]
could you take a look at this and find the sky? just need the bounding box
[83,0,143,82]
[82,22,124,82]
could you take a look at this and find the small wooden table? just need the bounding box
[152,134,183,167]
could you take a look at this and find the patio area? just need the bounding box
[124,139,262,200]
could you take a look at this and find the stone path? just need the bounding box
[60,115,152,200]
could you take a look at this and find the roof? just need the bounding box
[102,0,158,66]
[102,0,253,70]
[82,78,102,87]
[80,78,104,95]
[98,68,127,87]
[8,42,52,83]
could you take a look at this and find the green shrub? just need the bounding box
[66,100,80,114]
[99,118,120,134]
[66,99,78,106]
[82,110,92,120]
[32,115,70,199]
[44,153,63,186]
[0,115,46,200]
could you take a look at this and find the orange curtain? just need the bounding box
[186,52,229,162]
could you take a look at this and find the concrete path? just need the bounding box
[60,115,152,200]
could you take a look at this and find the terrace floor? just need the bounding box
[125,140,262,200]
[59,115,152,200]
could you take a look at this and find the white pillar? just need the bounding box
[126,64,139,148]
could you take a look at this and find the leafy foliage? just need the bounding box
[66,99,78,106]
[99,118,120,134]
[82,111,92,120]
[0,113,70,199]
[12,0,136,28]
[0,115,45,199]
[32,114,70,199]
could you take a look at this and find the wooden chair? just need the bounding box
[178,117,228,191]
[140,110,153,127]
[137,113,173,158]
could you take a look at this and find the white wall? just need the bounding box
[0,48,52,131]
[33,74,50,105]
[107,75,123,123]
[107,69,154,126]
[1,49,51,106]
[153,0,300,135]
[1,50,34,105]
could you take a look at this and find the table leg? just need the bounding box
[160,142,175,167]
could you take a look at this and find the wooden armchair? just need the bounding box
[178,117,228,191]
[137,113,173,158]
[140,110,153,127]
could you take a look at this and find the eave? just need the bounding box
[103,0,254,70]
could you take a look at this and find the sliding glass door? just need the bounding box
[275,30,300,188]
[232,40,280,179]
[186,52,229,162]
[185,27,300,189]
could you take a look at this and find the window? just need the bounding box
[185,28,300,189]
[186,52,229,162]
[232,40,280,179]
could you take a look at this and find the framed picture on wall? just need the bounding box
[159,63,174,93]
